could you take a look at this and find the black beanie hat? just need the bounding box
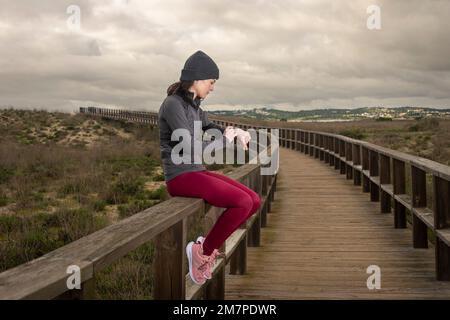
[180,50,219,81]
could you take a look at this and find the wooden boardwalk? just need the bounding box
[225,147,450,299]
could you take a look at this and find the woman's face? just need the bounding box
[190,79,216,99]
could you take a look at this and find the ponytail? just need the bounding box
[166,80,195,97]
[167,82,181,95]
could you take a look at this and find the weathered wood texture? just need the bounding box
[225,148,450,299]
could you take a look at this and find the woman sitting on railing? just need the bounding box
[158,50,261,285]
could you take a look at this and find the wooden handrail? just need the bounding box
[0,163,277,299]
[275,127,450,281]
[0,107,278,300]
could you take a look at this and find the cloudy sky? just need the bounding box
[1,0,449,112]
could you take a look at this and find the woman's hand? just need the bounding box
[234,128,251,150]
[224,126,237,143]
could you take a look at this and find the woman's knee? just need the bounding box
[246,191,261,214]
[236,193,254,213]
[253,194,262,212]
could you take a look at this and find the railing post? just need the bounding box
[286,130,290,149]
[411,166,428,248]
[329,137,335,167]
[379,154,391,213]
[261,174,268,228]
[296,130,301,152]
[393,159,407,228]
[433,175,450,280]
[55,278,96,300]
[345,141,353,180]
[314,133,320,159]
[319,135,324,161]
[353,144,361,186]
[205,264,225,300]
[334,138,340,170]
[369,150,380,202]
[362,147,370,193]
[339,140,346,175]
[230,235,247,275]
[248,172,261,247]
[271,174,277,201]
[153,218,187,299]
[292,130,296,150]
[304,131,309,155]
[324,136,330,164]
[300,131,305,153]
[291,129,298,150]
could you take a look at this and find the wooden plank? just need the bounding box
[225,229,247,262]
[226,148,450,299]
[412,207,435,229]
[0,160,266,300]
[0,258,93,300]
[394,194,412,210]
[153,218,187,299]
[411,166,428,248]
[436,229,450,248]
[0,197,204,299]
[381,184,394,196]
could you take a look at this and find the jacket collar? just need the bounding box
[175,91,202,109]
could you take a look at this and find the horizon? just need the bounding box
[2,105,450,116]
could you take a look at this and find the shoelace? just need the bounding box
[195,243,211,272]
[198,256,211,272]
[206,249,225,269]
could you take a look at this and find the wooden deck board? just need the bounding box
[225,148,450,299]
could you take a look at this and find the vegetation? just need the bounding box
[0,108,238,299]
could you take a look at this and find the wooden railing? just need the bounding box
[4,105,446,300]
[79,107,158,126]
[0,108,278,300]
[274,127,450,281]
[81,106,450,281]
[0,165,277,300]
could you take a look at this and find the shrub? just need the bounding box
[376,117,392,121]
[0,167,14,183]
[56,208,107,243]
[100,171,145,204]
[95,256,153,299]
[92,199,107,212]
[408,118,440,132]
[0,215,23,239]
[147,186,167,201]
[339,128,367,140]
[0,192,8,206]
[118,199,158,219]
[152,172,165,181]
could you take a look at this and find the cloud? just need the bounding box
[0,0,449,112]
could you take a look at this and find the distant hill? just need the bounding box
[210,106,450,122]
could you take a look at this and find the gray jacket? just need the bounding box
[158,93,226,182]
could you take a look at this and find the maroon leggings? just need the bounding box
[166,170,261,255]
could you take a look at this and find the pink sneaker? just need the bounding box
[186,241,209,285]
[196,236,225,280]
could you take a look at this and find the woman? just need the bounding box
[158,50,261,285]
